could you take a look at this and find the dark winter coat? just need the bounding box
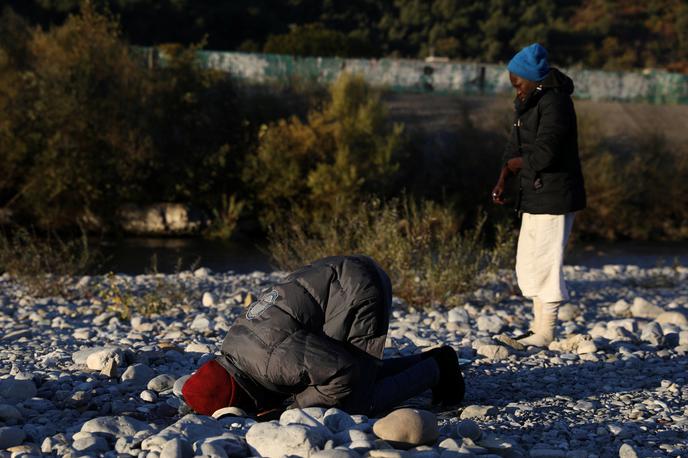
[502,68,587,214]
[215,255,392,414]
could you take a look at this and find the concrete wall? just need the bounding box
[148,48,688,104]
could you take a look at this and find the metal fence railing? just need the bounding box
[142,48,688,104]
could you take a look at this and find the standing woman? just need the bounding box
[492,43,586,347]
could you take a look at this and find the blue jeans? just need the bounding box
[367,353,440,415]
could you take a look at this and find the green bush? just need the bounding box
[576,115,688,240]
[270,197,516,307]
[244,73,406,229]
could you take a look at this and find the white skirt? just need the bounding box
[515,212,575,303]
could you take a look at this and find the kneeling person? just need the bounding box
[182,255,465,416]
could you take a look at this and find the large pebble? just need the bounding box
[148,374,177,392]
[459,405,496,419]
[72,435,110,453]
[202,292,216,307]
[0,378,36,404]
[630,297,663,319]
[246,421,328,457]
[372,409,439,449]
[193,434,248,457]
[619,443,639,458]
[476,315,505,334]
[85,347,125,371]
[558,303,580,321]
[610,300,630,317]
[476,344,510,360]
[448,308,469,324]
[141,414,231,452]
[121,363,155,385]
[0,426,25,449]
[160,437,193,458]
[640,322,664,346]
[173,374,191,398]
[323,408,356,433]
[656,310,688,327]
[456,419,481,441]
[0,404,23,422]
[80,415,154,438]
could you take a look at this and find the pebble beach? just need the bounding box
[1,264,687,457]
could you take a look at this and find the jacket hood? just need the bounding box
[540,67,574,95]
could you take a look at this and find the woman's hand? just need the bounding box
[492,179,506,205]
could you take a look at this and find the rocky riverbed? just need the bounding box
[0,264,687,457]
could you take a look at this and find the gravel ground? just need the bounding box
[0,264,686,457]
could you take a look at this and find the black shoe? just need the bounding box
[427,346,465,407]
[515,330,534,340]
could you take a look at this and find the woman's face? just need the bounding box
[509,72,537,102]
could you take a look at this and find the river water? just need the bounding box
[96,237,688,275]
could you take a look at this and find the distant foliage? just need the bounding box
[7,0,688,72]
[270,197,516,307]
[0,3,246,233]
[244,73,406,228]
[0,227,99,297]
[575,114,688,240]
[263,24,376,58]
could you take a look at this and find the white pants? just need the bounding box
[516,212,575,303]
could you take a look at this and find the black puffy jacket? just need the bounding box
[215,255,392,414]
[502,68,586,214]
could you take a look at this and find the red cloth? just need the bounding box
[182,360,238,415]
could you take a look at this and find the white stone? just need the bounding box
[476,315,505,334]
[192,433,247,457]
[194,267,211,278]
[80,415,154,438]
[121,363,155,385]
[173,375,191,398]
[610,300,631,317]
[140,390,157,402]
[558,303,580,321]
[190,315,212,331]
[72,435,109,453]
[85,347,125,371]
[185,342,212,354]
[148,374,177,393]
[656,310,688,327]
[640,322,664,346]
[202,292,216,307]
[372,409,439,449]
[245,420,328,457]
[141,414,228,452]
[630,297,664,319]
[459,405,496,419]
[160,437,193,458]
[476,344,510,361]
[619,443,639,458]
[447,308,469,324]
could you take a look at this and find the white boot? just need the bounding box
[529,297,543,335]
[519,301,560,347]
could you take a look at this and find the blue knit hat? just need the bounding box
[507,43,550,82]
